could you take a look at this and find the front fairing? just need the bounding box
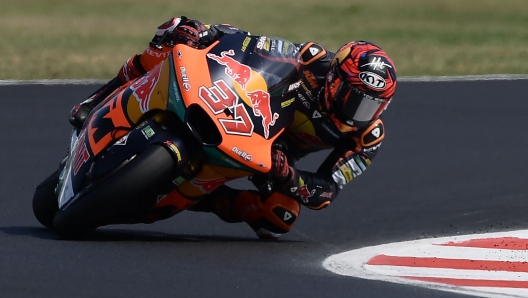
[169,34,298,173]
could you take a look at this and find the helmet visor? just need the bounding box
[332,81,389,127]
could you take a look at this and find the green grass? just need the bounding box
[1,0,527,79]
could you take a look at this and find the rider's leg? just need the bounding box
[189,185,301,240]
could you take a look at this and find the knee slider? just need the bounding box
[234,191,300,234]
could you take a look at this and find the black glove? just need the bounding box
[270,149,292,183]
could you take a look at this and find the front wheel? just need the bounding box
[32,168,60,229]
[53,145,176,239]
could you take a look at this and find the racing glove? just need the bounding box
[172,18,217,48]
[269,149,308,205]
[271,149,294,184]
[150,16,217,49]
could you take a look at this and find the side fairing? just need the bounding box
[68,60,172,193]
[172,35,297,173]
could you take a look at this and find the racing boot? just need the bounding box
[69,76,124,128]
[69,49,150,128]
[190,186,301,240]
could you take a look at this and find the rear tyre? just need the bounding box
[53,145,175,239]
[32,169,60,229]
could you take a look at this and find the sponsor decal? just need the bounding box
[207,50,251,89]
[293,177,315,203]
[190,177,230,193]
[270,40,277,51]
[141,126,155,139]
[115,134,129,146]
[309,47,320,56]
[282,42,290,54]
[179,66,191,91]
[371,127,381,138]
[73,133,90,175]
[360,56,393,72]
[130,63,162,113]
[339,163,354,183]
[303,70,318,89]
[256,36,270,51]
[172,176,186,186]
[320,192,333,198]
[145,47,171,59]
[320,123,341,139]
[354,156,367,171]
[359,71,386,90]
[241,36,251,52]
[297,185,316,203]
[171,81,181,102]
[364,143,381,152]
[288,80,302,92]
[298,93,310,108]
[332,170,347,189]
[232,146,252,162]
[164,140,182,161]
[300,81,313,97]
[247,90,279,139]
[277,40,283,53]
[281,98,295,108]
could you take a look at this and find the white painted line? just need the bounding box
[0,74,527,86]
[365,265,528,281]
[374,245,528,262]
[323,229,528,298]
[400,74,528,82]
[0,79,107,85]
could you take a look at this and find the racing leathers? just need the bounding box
[70,16,385,239]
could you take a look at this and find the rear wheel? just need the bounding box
[53,145,176,239]
[32,169,60,229]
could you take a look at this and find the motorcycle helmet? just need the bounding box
[323,41,397,130]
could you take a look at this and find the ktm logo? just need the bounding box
[303,70,318,89]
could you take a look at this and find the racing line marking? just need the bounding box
[1,74,528,86]
[323,229,528,298]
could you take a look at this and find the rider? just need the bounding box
[69,16,397,240]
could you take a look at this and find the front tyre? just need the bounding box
[53,145,176,239]
[32,169,60,229]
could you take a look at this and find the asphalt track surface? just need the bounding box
[1,79,527,298]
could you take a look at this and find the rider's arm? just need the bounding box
[70,17,249,127]
[276,119,385,210]
[120,17,249,83]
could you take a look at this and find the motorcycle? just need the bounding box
[32,34,300,239]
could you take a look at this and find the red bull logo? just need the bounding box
[190,177,231,194]
[207,49,279,139]
[247,90,279,139]
[207,50,252,89]
[296,185,316,203]
[130,63,162,113]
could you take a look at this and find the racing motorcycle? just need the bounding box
[32,34,300,239]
